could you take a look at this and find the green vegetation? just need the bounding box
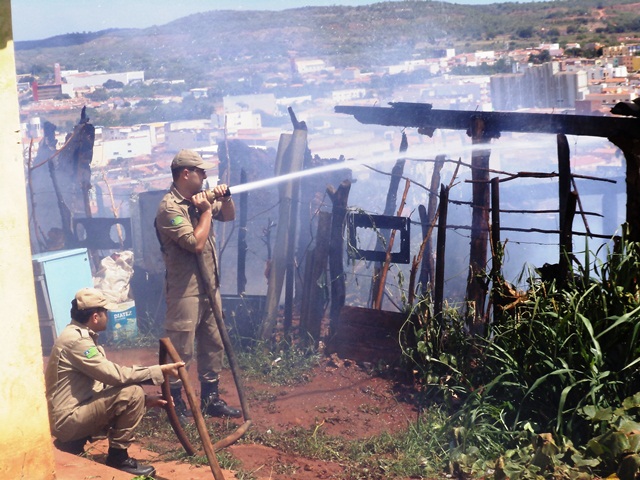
[402,227,640,478]
[234,339,322,387]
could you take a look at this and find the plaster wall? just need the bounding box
[0,2,56,478]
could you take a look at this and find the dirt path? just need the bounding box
[103,347,419,479]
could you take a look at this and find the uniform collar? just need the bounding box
[170,183,191,204]
[70,319,99,340]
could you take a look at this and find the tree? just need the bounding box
[517,26,534,38]
[86,89,109,101]
[103,79,124,89]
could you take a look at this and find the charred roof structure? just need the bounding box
[336,101,640,334]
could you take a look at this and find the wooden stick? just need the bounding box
[159,338,226,480]
[373,179,410,310]
[159,340,197,457]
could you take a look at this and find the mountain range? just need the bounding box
[14,0,640,84]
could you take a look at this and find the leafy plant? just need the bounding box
[402,229,640,477]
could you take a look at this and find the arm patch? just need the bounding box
[84,346,99,359]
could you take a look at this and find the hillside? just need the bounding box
[14,0,640,86]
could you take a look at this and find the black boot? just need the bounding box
[106,447,156,477]
[170,387,191,426]
[201,381,242,418]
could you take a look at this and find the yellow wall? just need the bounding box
[0,1,56,478]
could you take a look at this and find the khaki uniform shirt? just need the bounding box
[45,321,164,427]
[155,184,233,300]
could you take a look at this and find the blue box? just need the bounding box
[107,301,138,341]
[33,248,94,339]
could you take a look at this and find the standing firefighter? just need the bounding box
[155,149,241,422]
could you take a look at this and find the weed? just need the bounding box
[235,339,322,386]
[357,404,381,415]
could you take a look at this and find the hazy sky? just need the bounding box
[11,0,542,41]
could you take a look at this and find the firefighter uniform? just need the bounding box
[45,320,164,449]
[155,183,233,386]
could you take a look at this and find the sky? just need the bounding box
[10,0,542,41]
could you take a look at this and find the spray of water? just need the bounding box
[226,134,611,196]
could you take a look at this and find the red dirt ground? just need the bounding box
[50,346,419,480]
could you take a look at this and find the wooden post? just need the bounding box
[373,179,410,310]
[490,177,502,325]
[259,125,307,340]
[419,154,445,295]
[408,160,461,306]
[557,134,571,252]
[608,136,640,242]
[371,157,406,308]
[559,191,578,288]
[327,180,351,338]
[434,184,449,325]
[284,109,305,339]
[465,117,492,336]
[237,168,248,295]
[557,134,572,284]
[299,211,331,345]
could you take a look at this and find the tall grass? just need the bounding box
[403,230,640,476]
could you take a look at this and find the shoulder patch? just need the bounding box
[84,346,99,359]
[171,216,184,226]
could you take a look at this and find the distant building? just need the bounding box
[164,119,221,152]
[490,62,588,110]
[475,50,495,63]
[32,82,62,101]
[584,63,628,81]
[92,127,153,166]
[602,44,640,57]
[538,43,563,56]
[223,93,278,116]
[188,88,209,99]
[331,88,367,103]
[224,111,262,134]
[583,90,634,110]
[294,59,327,74]
[62,70,144,89]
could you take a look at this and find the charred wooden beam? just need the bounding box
[335,103,640,139]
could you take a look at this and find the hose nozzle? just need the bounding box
[204,186,232,203]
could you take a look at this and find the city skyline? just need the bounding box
[11,0,544,41]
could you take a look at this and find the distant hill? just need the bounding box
[15,29,124,50]
[14,0,640,84]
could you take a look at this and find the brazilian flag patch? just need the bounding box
[171,216,184,226]
[84,346,99,359]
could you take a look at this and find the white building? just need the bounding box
[62,71,145,89]
[331,88,367,103]
[295,59,327,74]
[223,93,278,115]
[92,130,153,167]
[225,110,262,134]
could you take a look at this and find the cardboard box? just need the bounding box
[107,301,138,341]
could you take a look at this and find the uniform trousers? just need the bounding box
[165,290,225,388]
[52,384,145,450]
